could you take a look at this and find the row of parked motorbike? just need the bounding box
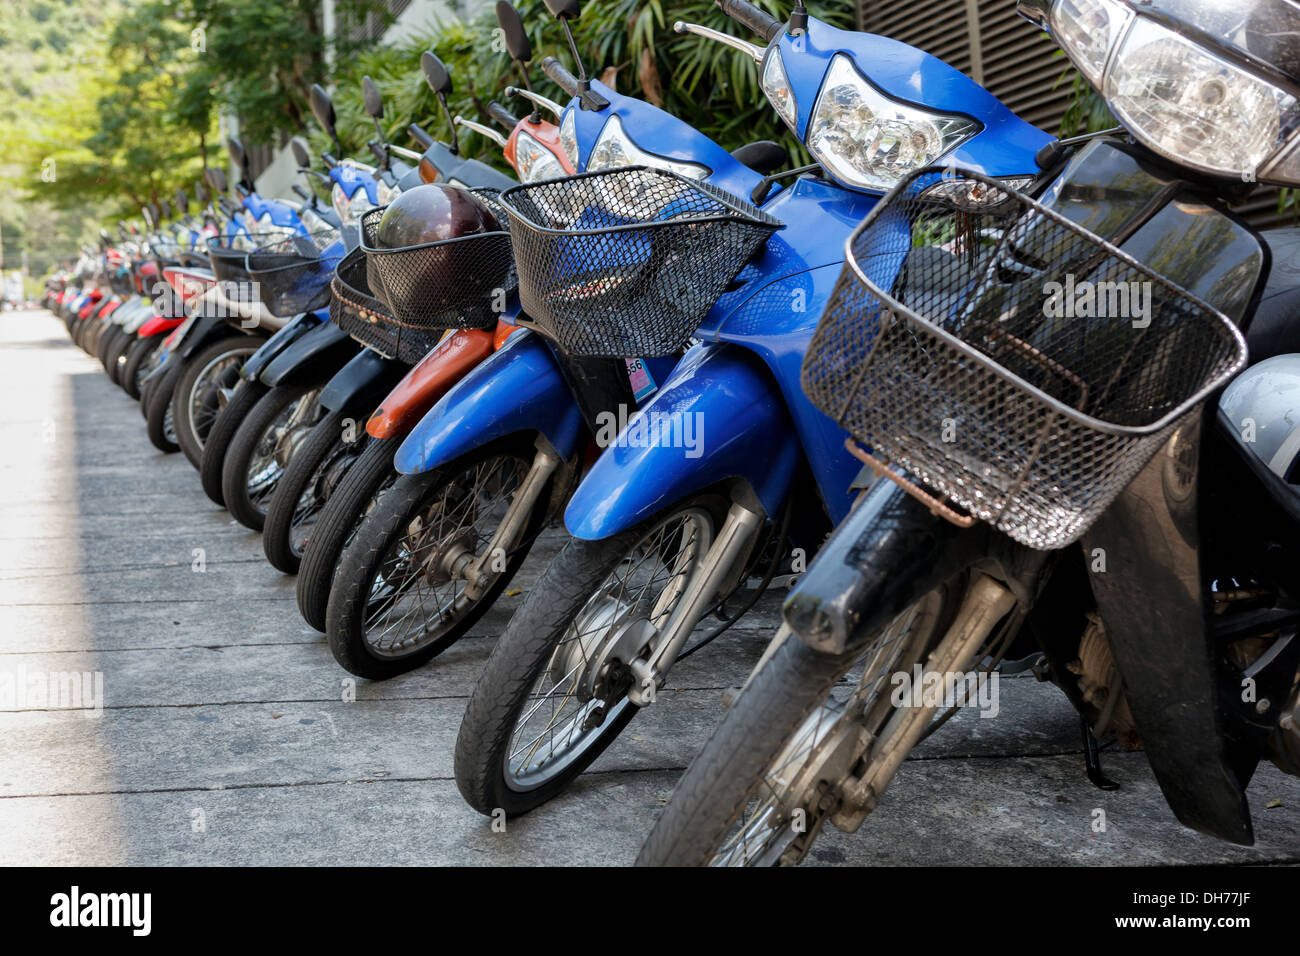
[42,0,1300,865]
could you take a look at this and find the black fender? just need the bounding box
[177,314,244,363]
[241,312,320,382]
[318,347,407,415]
[260,321,357,388]
[1081,411,1256,845]
[782,478,996,656]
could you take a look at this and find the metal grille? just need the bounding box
[501,166,781,357]
[358,188,515,332]
[802,166,1246,550]
[330,246,443,364]
[245,229,343,316]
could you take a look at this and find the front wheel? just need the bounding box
[172,335,264,469]
[262,408,368,574]
[199,378,269,507]
[221,383,321,531]
[325,436,554,679]
[296,434,402,632]
[636,575,1002,866]
[122,335,163,400]
[144,359,182,453]
[453,496,723,818]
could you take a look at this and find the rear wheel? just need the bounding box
[144,360,182,453]
[199,378,269,507]
[296,435,402,631]
[221,384,321,531]
[263,408,369,574]
[325,437,553,679]
[172,336,264,470]
[453,496,722,817]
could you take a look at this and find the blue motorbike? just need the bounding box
[447,0,1051,815]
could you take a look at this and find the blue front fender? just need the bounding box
[394,330,585,475]
[565,343,799,541]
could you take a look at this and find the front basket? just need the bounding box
[801,167,1247,550]
[500,165,781,357]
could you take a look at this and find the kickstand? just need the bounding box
[1081,717,1120,791]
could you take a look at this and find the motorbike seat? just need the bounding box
[1248,226,1300,363]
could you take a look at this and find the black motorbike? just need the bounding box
[641,0,1300,866]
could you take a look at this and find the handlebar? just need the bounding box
[487,101,518,131]
[368,140,387,164]
[541,56,580,97]
[408,123,434,149]
[717,0,782,42]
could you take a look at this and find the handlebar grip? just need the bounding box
[487,101,518,131]
[368,140,387,163]
[408,123,434,148]
[716,0,781,41]
[541,56,580,97]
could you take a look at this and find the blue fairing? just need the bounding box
[331,163,380,204]
[393,330,586,475]
[776,17,1050,179]
[241,193,306,233]
[566,342,800,539]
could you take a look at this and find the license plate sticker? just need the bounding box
[626,357,656,402]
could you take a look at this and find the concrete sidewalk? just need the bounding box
[2,308,1298,866]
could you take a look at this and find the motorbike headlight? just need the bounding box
[1049,0,1130,85]
[1046,0,1300,184]
[515,131,566,182]
[1106,17,1300,181]
[761,47,797,130]
[348,189,376,222]
[806,54,980,192]
[331,183,353,224]
[559,110,580,171]
[588,114,711,179]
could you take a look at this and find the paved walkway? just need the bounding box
[2,309,1298,865]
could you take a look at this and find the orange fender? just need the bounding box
[366,328,495,439]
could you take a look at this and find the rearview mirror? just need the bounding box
[226,137,251,184]
[160,199,172,220]
[309,84,337,137]
[291,138,311,168]
[174,188,189,215]
[544,0,579,19]
[496,2,532,63]
[362,76,384,119]
[195,180,208,204]
[421,51,453,95]
[204,166,227,194]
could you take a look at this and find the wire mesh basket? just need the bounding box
[330,246,444,364]
[802,167,1247,550]
[206,233,260,306]
[244,229,342,315]
[500,165,781,357]
[358,187,515,332]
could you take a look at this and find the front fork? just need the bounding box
[459,442,562,602]
[627,500,765,706]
